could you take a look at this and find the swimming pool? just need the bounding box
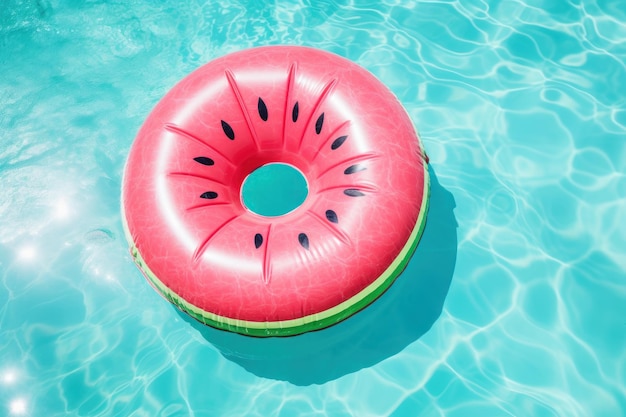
[1,0,625,415]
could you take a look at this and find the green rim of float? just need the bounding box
[122,150,430,337]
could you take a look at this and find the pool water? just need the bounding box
[241,163,309,217]
[1,0,625,416]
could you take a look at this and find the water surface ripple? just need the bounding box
[1,0,625,416]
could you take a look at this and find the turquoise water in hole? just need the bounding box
[241,164,309,217]
[1,0,625,416]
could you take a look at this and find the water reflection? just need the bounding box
[9,398,27,415]
[1,369,17,385]
[17,246,37,262]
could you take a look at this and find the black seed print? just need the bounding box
[194,156,215,166]
[254,233,263,249]
[315,113,324,134]
[221,120,235,140]
[298,233,309,250]
[292,102,299,122]
[258,97,268,121]
[344,189,365,197]
[200,191,218,199]
[344,164,366,175]
[331,135,348,150]
[325,210,338,223]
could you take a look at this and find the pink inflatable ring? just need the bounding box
[122,46,429,336]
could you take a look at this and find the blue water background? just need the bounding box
[1,0,625,416]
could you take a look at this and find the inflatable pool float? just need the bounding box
[122,46,429,336]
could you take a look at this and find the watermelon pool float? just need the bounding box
[122,46,430,337]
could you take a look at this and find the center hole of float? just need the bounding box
[241,163,308,217]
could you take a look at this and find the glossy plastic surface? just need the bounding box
[122,46,429,336]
